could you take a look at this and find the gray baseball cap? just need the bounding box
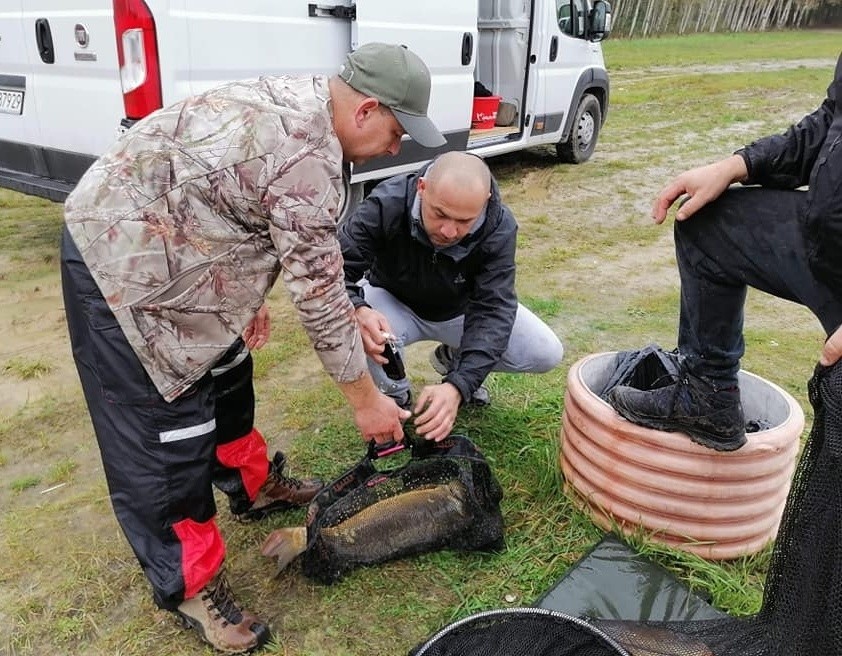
[339,42,446,148]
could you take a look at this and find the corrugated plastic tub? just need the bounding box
[560,352,804,559]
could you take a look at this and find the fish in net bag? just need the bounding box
[261,434,505,584]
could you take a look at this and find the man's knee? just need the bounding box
[514,332,563,373]
[533,334,564,372]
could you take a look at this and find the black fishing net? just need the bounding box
[410,608,632,656]
[302,434,504,584]
[411,362,842,656]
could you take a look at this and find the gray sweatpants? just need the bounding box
[362,283,564,399]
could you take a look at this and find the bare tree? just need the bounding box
[609,0,842,37]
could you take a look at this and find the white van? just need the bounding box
[0,0,610,208]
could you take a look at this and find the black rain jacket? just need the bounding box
[339,163,518,403]
[739,53,842,293]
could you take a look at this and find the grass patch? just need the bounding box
[47,458,79,485]
[0,190,63,282]
[602,30,842,70]
[3,356,52,380]
[10,475,41,492]
[520,296,563,319]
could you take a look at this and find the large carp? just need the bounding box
[261,480,473,574]
[590,619,715,656]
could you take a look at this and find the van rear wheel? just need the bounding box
[557,93,601,164]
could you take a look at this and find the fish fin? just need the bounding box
[260,527,307,575]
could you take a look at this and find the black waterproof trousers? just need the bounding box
[60,228,270,611]
[675,186,842,384]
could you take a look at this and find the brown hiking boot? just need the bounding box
[176,569,271,654]
[235,451,322,521]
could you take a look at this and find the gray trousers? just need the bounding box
[362,283,564,398]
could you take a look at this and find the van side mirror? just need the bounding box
[588,0,612,41]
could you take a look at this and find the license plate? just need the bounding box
[0,88,24,115]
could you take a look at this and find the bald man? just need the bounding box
[339,152,563,441]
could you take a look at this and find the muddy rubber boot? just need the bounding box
[235,452,322,521]
[176,569,271,654]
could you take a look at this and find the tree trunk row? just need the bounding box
[610,0,842,38]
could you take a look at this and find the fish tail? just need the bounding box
[260,527,307,575]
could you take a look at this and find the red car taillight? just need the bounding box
[113,0,162,119]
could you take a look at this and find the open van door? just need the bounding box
[351,0,478,179]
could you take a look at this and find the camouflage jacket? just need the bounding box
[64,75,367,402]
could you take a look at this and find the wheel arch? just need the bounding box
[560,67,610,142]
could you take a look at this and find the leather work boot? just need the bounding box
[176,569,271,654]
[429,344,492,407]
[607,368,747,451]
[235,452,323,521]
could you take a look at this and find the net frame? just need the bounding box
[411,607,632,656]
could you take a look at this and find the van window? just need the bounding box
[556,0,587,37]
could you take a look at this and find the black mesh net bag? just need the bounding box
[752,360,842,653]
[411,362,842,656]
[410,608,632,656]
[300,434,504,584]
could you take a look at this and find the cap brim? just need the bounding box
[392,109,446,148]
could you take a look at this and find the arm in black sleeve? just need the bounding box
[740,56,839,188]
[444,222,518,403]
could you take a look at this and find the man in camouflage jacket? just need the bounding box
[60,42,444,653]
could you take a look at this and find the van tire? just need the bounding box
[557,93,601,164]
[338,181,365,225]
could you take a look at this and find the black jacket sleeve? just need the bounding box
[444,214,519,403]
[338,176,410,309]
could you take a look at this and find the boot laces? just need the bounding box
[203,572,244,626]
[644,362,699,413]
[648,370,681,390]
[270,470,304,490]
[670,364,731,414]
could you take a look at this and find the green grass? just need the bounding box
[3,356,52,380]
[9,475,41,493]
[0,29,838,656]
[0,189,63,282]
[602,29,842,70]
